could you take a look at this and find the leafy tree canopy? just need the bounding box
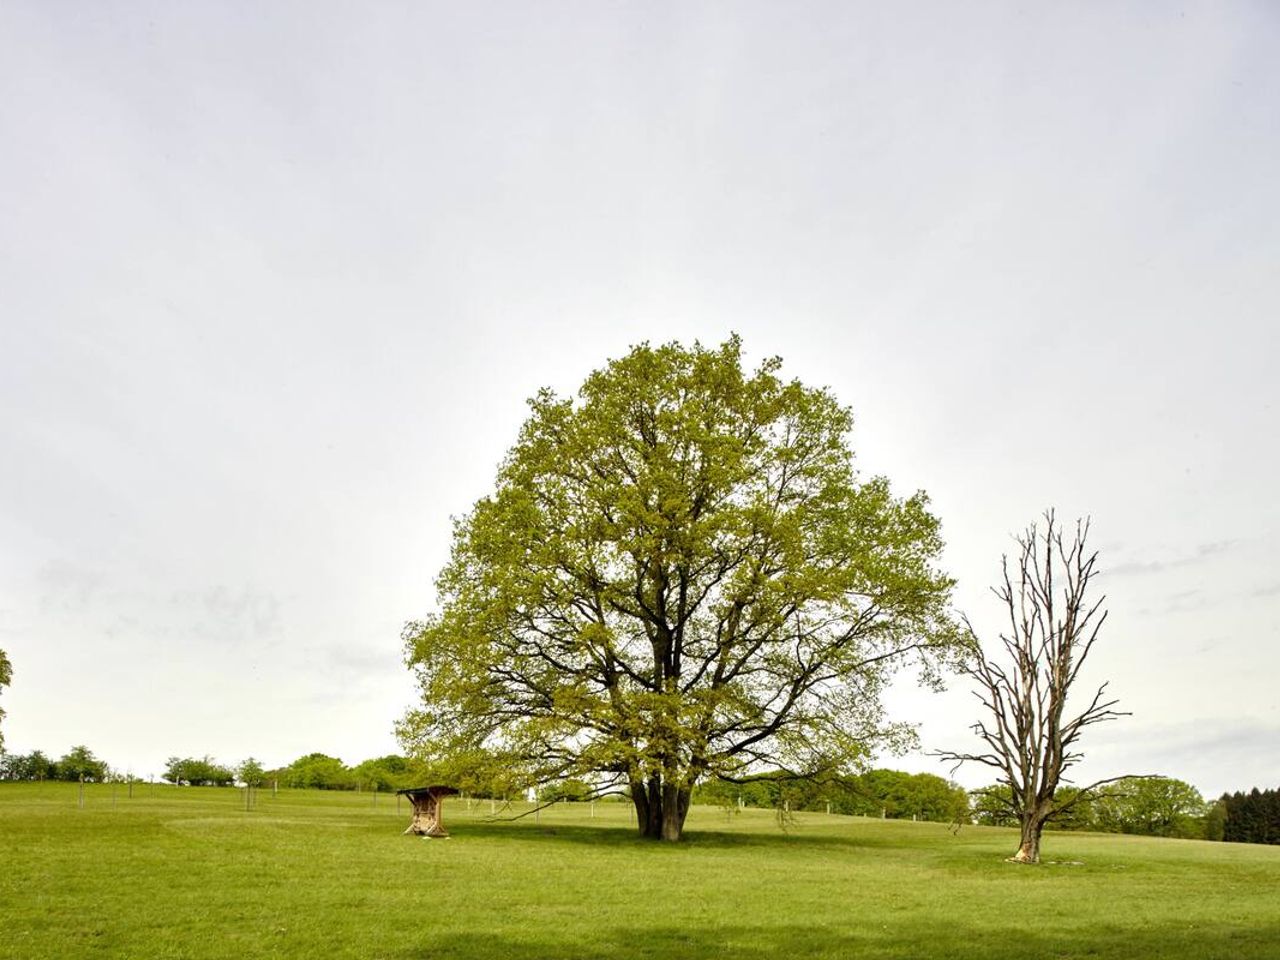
[697,767,968,823]
[1092,776,1206,838]
[55,744,109,782]
[276,753,354,790]
[351,754,415,792]
[163,756,235,786]
[0,749,52,781]
[237,757,267,787]
[400,337,956,840]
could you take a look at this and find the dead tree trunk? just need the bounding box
[938,512,1133,865]
[1011,805,1051,864]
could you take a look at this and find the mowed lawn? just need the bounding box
[2,782,1278,959]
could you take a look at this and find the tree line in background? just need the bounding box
[0,747,416,792]
[1218,788,1280,845]
[0,745,111,782]
[695,769,970,823]
[2,742,1279,847]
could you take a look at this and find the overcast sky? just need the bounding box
[1,2,1277,798]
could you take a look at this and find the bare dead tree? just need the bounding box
[939,512,1135,864]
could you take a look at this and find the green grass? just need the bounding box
[2,782,1278,959]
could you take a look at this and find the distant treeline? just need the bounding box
[973,777,1209,838]
[1219,788,1280,845]
[0,746,109,782]
[695,769,970,823]
[0,746,420,792]
[5,745,1278,846]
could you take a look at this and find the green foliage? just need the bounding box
[542,778,593,803]
[163,756,235,786]
[0,749,53,781]
[1221,787,1280,844]
[400,337,956,839]
[1205,799,1227,842]
[350,755,414,792]
[407,746,531,799]
[974,776,1209,838]
[696,768,968,823]
[237,757,267,787]
[1046,786,1097,832]
[53,745,109,782]
[1092,777,1207,838]
[970,784,1018,827]
[276,753,354,790]
[838,769,969,821]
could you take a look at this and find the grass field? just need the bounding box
[2,782,1278,959]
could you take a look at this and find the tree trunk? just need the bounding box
[1010,813,1045,864]
[661,782,691,842]
[630,776,691,841]
[631,777,662,839]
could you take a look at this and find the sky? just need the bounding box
[1,2,1277,798]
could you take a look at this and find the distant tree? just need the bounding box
[690,767,968,824]
[351,755,413,792]
[279,753,354,790]
[1092,777,1206,838]
[237,757,266,787]
[55,745,109,782]
[0,646,10,754]
[163,756,235,786]
[1204,799,1227,842]
[1045,786,1097,831]
[855,770,969,823]
[543,778,592,803]
[693,773,780,810]
[971,785,1018,827]
[400,337,957,841]
[939,514,1140,863]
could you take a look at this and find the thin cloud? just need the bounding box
[1107,540,1238,577]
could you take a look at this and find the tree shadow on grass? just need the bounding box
[401,919,1280,960]
[450,817,940,855]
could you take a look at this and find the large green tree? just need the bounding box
[400,338,955,841]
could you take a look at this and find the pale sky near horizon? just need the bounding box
[1,2,1277,799]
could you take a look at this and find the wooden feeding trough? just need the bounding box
[397,785,460,837]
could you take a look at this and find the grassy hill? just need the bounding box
[2,781,1277,959]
